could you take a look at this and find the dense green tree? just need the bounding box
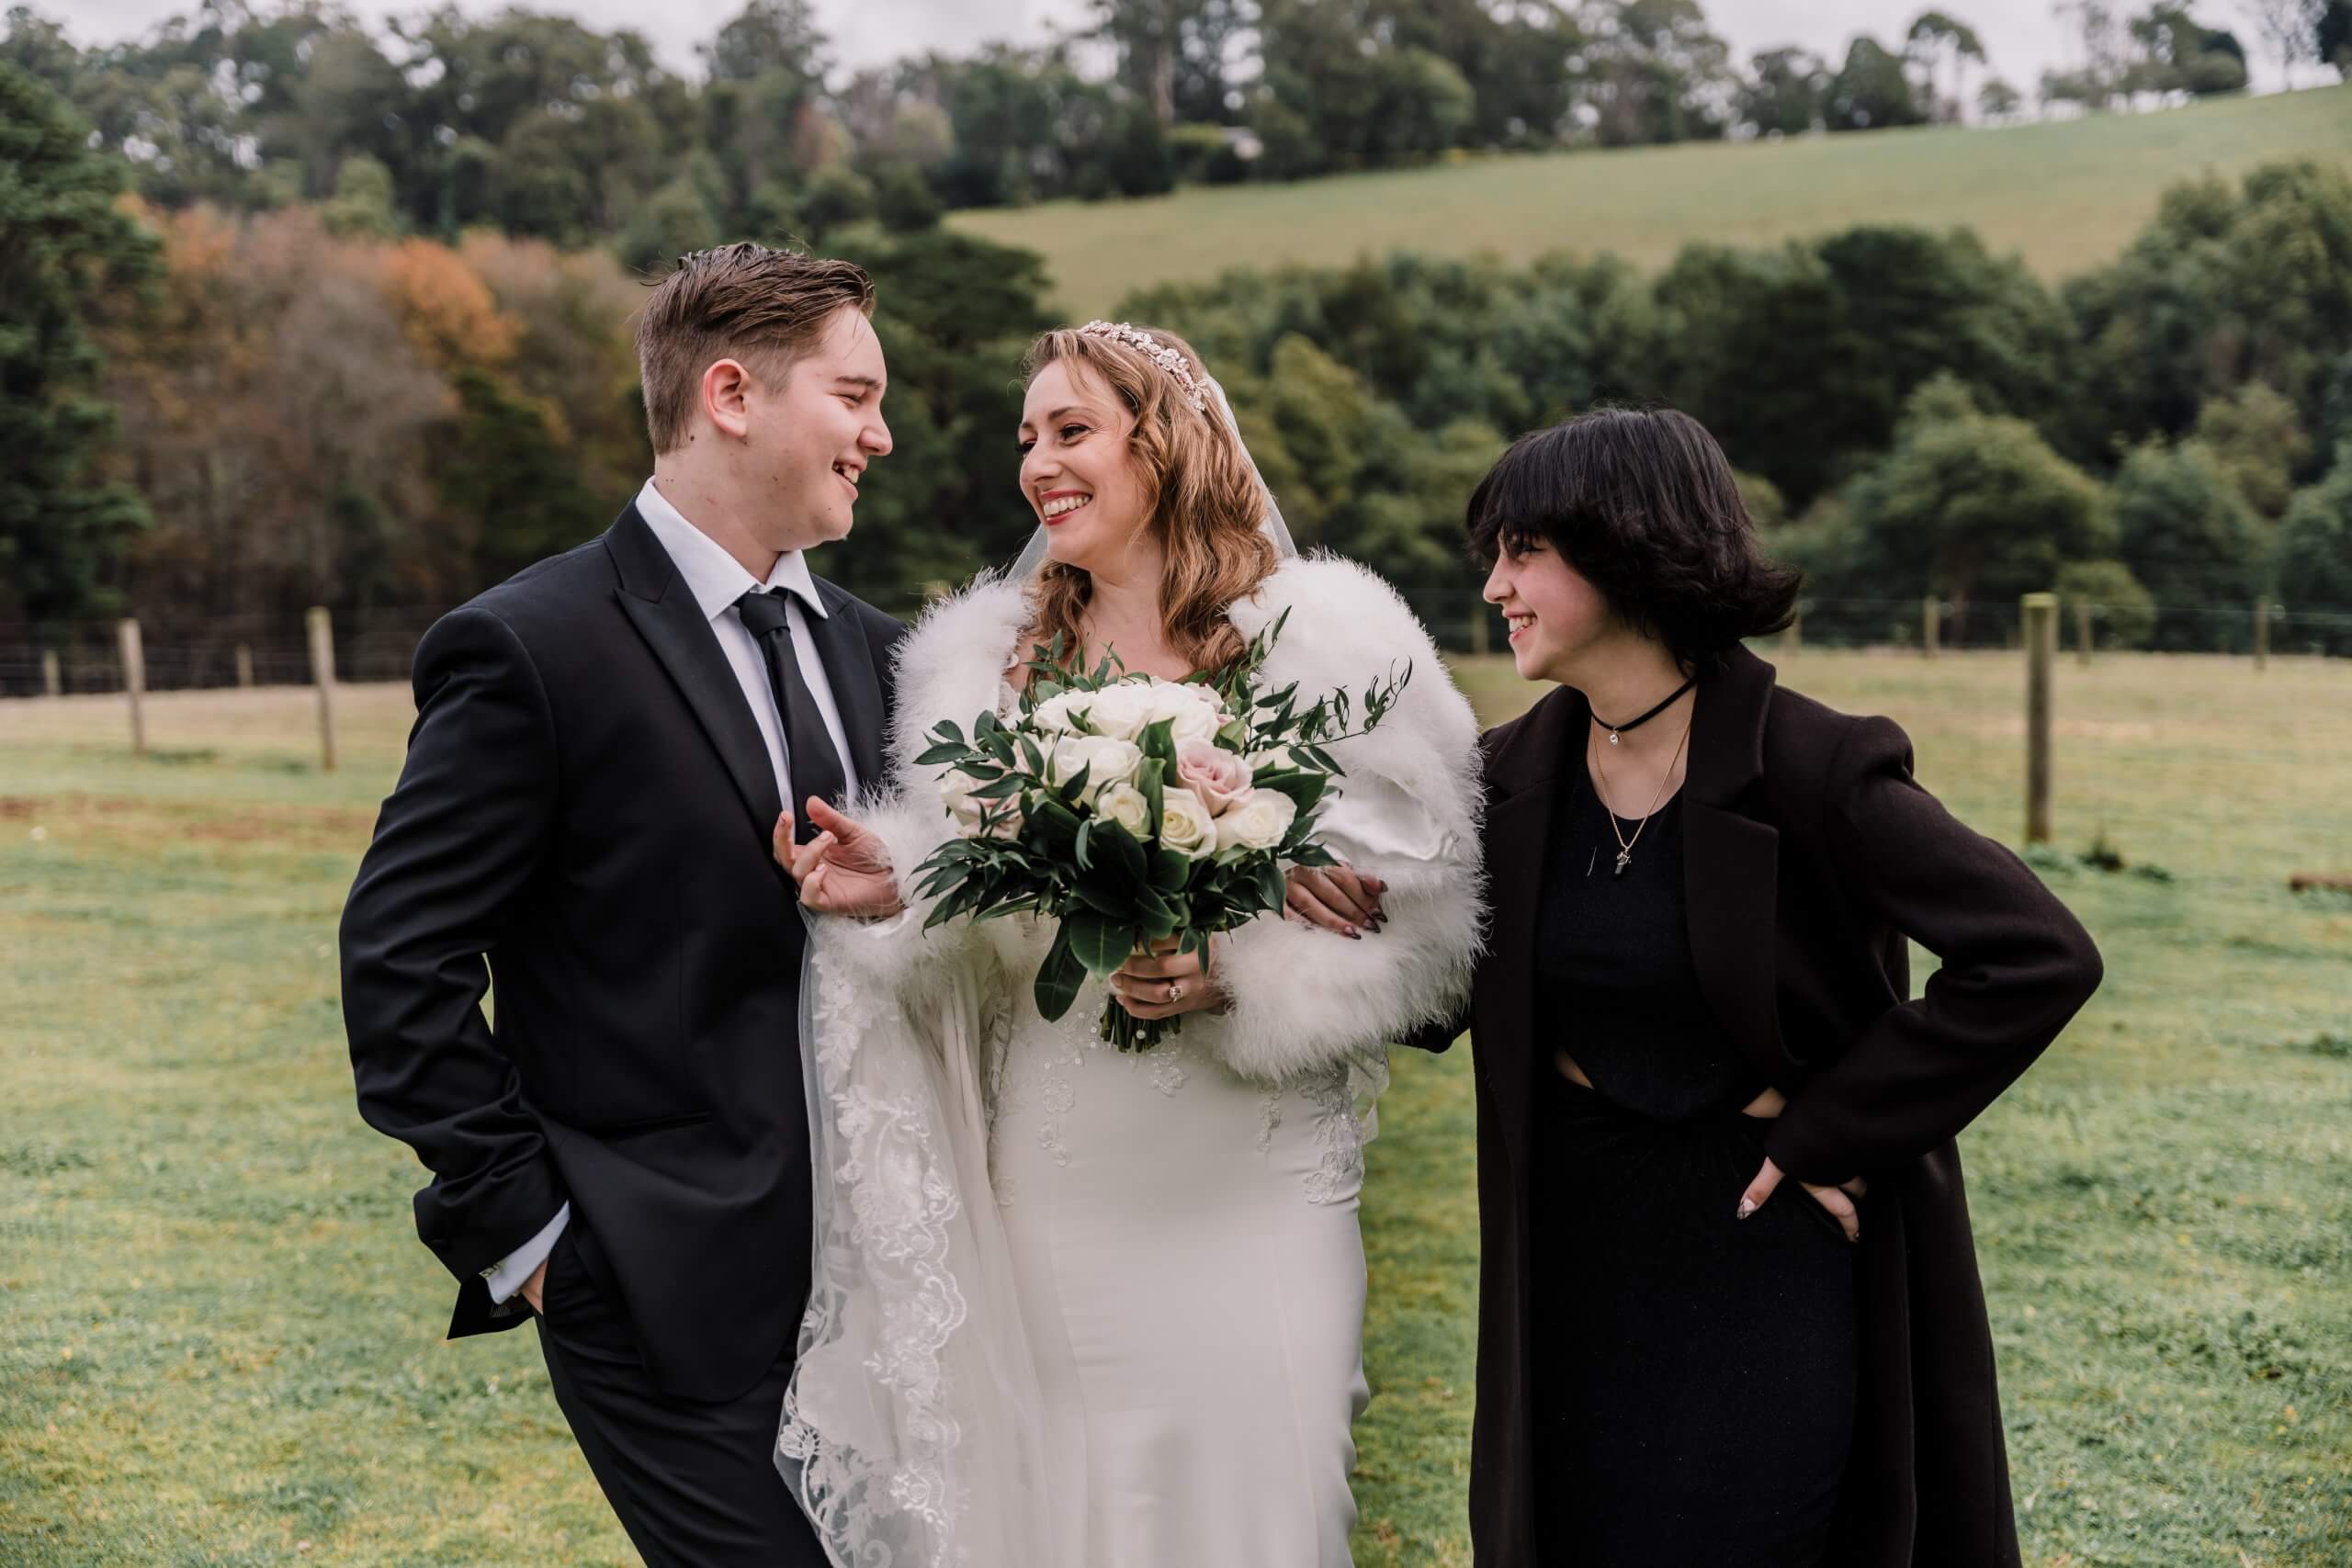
[2067,162,2352,454]
[1787,378,2113,636]
[2111,438,2267,647]
[1571,0,1736,147]
[0,62,159,623]
[1825,36,1926,130]
[1905,11,1986,121]
[2056,558,2159,649]
[2193,382,2312,518]
[2274,442,2352,649]
[1740,47,1828,136]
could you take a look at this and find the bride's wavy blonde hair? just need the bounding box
[1021,325,1278,677]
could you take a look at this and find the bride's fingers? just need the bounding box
[1285,883,1360,937]
[1318,868,1385,926]
[772,811,796,868]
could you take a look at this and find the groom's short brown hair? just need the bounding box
[635,243,877,454]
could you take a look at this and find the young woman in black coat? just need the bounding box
[1423,409,2104,1567]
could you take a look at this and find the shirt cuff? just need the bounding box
[481,1202,569,1305]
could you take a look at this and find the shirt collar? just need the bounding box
[635,477,829,624]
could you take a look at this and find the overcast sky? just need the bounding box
[49,0,2330,94]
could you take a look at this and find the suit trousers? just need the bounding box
[531,1220,824,1568]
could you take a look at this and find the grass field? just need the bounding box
[4,649,2349,1565]
[945,85,2352,316]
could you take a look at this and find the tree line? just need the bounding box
[6,52,2351,662]
[8,0,2347,267]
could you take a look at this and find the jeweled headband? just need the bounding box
[1077,320,1209,413]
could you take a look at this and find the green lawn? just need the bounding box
[4,649,2349,1565]
[946,86,2352,317]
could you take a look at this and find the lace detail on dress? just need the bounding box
[1256,1090,1283,1153]
[777,942,973,1567]
[1298,1066,1363,1207]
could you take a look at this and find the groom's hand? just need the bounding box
[775,798,905,919]
[518,1258,548,1314]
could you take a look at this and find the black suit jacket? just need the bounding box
[340,502,904,1403]
[1421,646,2103,1567]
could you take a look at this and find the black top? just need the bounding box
[1532,759,1755,1121]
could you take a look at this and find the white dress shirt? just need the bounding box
[482,476,862,1307]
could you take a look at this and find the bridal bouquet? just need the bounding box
[910,613,1410,1052]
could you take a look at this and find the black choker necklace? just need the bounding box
[1593,676,1695,746]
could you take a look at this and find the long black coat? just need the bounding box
[340,502,903,1403]
[1428,645,2103,1567]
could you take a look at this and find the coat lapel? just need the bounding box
[605,504,786,834]
[806,579,887,790]
[1475,685,1580,1179]
[1679,646,1789,1076]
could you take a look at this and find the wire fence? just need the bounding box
[4,590,2350,703]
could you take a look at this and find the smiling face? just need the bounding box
[1483,535,1622,686]
[741,304,893,550]
[1017,358,1156,575]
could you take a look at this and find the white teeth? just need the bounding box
[1043,494,1091,518]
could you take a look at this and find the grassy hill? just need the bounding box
[947,85,2352,317]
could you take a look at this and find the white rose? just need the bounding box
[939,767,1021,838]
[1048,735,1142,802]
[1141,680,1225,744]
[1070,682,1152,740]
[1214,787,1299,854]
[1156,786,1219,861]
[1029,691,1087,734]
[1094,782,1152,837]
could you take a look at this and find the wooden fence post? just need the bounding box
[1922,596,1939,660]
[1469,597,1490,659]
[2253,598,2270,671]
[2075,598,2093,667]
[118,619,146,755]
[41,649,62,698]
[235,643,254,688]
[307,606,338,773]
[2023,592,2055,845]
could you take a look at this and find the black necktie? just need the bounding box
[734,588,848,841]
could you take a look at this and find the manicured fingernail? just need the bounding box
[1736,1199,1757,1220]
[1345,926,1360,939]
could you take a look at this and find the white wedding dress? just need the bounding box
[777,558,1484,1568]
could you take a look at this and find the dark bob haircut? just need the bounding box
[1466,406,1802,671]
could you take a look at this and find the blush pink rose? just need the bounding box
[1173,739,1252,816]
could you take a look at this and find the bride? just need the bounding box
[768,321,1484,1566]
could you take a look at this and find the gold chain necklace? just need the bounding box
[1589,718,1690,877]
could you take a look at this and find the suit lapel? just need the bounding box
[1475,685,1580,1179]
[806,580,887,790]
[1679,647,1789,1076]
[605,504,786,834]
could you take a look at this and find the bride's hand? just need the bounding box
[1284,864,1386,938]
[1111,935,1227,1021]
[774,797,905,919]
[1735,1146,1869,1243]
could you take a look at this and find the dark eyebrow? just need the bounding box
[833,375,883,392]
[1017,405,1089,433]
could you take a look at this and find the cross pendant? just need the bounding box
[1613,849,1632,877]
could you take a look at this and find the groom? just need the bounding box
[340,243,902,1563]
